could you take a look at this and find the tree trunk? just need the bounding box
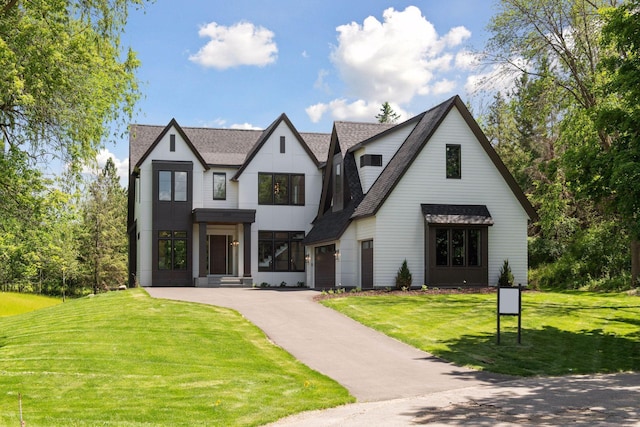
[632,240,640,288]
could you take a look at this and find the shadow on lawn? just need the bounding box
[403,372,640,425]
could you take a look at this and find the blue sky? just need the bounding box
[99,1,502,184]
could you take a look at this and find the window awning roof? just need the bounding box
[421,204,494,225]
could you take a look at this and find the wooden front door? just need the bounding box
[361,240,373,289]
[314,244,335,289]
[210,235,227,275]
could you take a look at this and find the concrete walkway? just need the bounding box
[146,287,640,426]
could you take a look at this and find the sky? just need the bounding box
[98,0,504,185]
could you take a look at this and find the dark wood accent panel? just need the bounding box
[314,244,336,289]
[198,223,207,278]
[210,235,227,275]
[361,240,374,289]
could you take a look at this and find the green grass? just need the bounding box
[0,289,353,426]
[322,291,640,377]
[0,292,62,317]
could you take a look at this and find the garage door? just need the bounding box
[314,244,335,289]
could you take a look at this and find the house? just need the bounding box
[128,95,536,288]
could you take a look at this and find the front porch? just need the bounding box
[192,208,256,287]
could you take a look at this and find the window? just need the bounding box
[280,136,286,153]
[360,154,383,167]
[332,155,343,211]
[158,170,189,202]
[446,144,461,179]
[169,134,176,152]
[258,231,305,272]
[158,230,188,270]
[258,173,305,205]
[213,173,226,200]
[435,228,481,267]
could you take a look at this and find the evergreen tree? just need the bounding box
[376,102,401,123]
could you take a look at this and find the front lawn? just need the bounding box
[321,290,640,376]
[0,292,62,317]
[0,289,352,426]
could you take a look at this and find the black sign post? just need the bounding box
[497,285,522,344]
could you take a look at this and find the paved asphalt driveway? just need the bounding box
[146,287,640,426]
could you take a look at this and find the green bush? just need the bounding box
[529,220,631,291]
[395,259,412,290]
[497,259,514,287]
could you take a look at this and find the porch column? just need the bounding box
[243,222,251,277]
[198,222,207,277]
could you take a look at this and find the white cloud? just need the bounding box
[83,148,129,187]
[306,102,329,123]
[454,50,480,70]
[330,6,471,104]
[465,57,528,96]
[230,122,262,130]
[314,69,331,93]
[306,99,409,123]
[432,79,456,95]
[189,21,277,69]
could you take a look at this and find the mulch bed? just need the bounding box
[314,286,498,301]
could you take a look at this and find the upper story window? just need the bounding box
[446,144,461,179]
[213,173,226,200]
[280,136,286,153]
[332,155,343,211]
[258,173,305,205]
[158,170,188,201]
[169,134,176,152]
[360,154,382,167]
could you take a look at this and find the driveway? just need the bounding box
[145,287,640,426]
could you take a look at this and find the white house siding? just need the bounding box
[236,121,323,286]
[337,224,357,287]
[134,126,206,286]
[355,122,416,194]
[374,106,530,287]
[201,167,240,209]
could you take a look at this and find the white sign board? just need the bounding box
[498,287,520,315]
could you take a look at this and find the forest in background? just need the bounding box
[1,0,639,295]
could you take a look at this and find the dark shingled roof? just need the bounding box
[421,204,494,225]
[129,120,331,174]
[352,96,457,219]
[303,202,357,245]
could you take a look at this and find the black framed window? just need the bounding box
[258,173,305,205]
[258,231,305,272]
[169,134,176,152]
[213,173,226,200]
[446,144,461,179]
[435,228,481,267]
[158,170,189,202]
[280,136,286,153]
[158,230,188,270]
[360,154,383,167]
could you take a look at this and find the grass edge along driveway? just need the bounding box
[321,290,640,377]
[0,289,353,426]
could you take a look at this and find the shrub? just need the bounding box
[395,260,412,290]
[497,259,514,287]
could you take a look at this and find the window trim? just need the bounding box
[212,172,226,200]
[169,134,176,152]
[158,230,188,270]
[158,169,190,202]
[258,172,305,206]
[258,230,305,272]
[360,154,383,167]
[446,144,461,179]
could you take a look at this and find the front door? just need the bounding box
[314,244,336,289]
[361,240,373,289]
[210,235,227,275]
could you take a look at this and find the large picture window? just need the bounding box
[158,170,189,201]
[258,173,304,205]
[158,230,188,270]
[435,228,481,267]
[258,231,305,272]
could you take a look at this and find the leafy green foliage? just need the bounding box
[0,289,353,426]
[322,292,640,376]
[395,259,412,290]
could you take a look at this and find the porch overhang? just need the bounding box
[192,208,256,224]
[421,204,494,225]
